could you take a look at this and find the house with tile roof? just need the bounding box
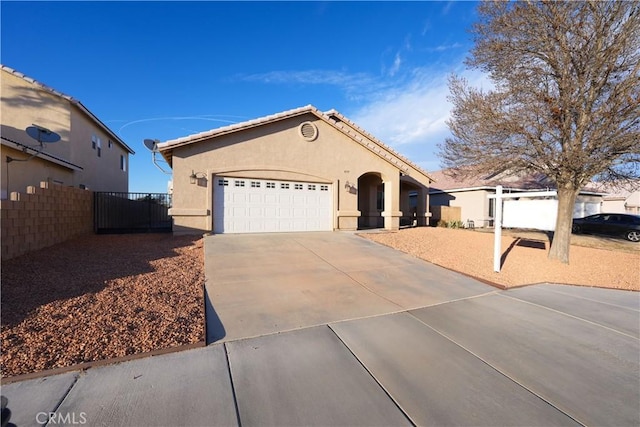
[1,65,134,198]
[429,169,605,228]
[157,105,435,234]
[590,181,640,215]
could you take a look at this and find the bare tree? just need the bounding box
[440,0,640,263]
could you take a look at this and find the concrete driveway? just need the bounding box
[203,231,494,343]
[3,232,639,426]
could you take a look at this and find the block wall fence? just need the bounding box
[430,205,462,224]
[1,182,93,261]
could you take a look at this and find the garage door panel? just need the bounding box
[213,177,333,233]
[232,194,247,203]
[278,207,292,217]
[265,207,279,217]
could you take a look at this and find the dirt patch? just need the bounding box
[361,227,639,291]
[1,234,205,378]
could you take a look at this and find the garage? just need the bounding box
[213,176,333,233]
[158,105,434,234]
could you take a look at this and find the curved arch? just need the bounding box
[357,172,385,229]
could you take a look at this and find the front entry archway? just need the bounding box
[357,172,384,229]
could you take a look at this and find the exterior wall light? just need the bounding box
[190,170,206,184]
[344,180,357,194]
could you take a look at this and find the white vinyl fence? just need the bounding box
[502,199,600,231]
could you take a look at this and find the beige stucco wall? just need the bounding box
[431,189,493,227]
[602,199,627,213]
[1,68,129,197]
[625,191,640,214]
[1,145,73,198]
[166,113,429,234]
[68,107,129,191]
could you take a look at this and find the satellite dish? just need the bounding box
[143,138,171,175]
[26,125,60,144]
[143,138,158,152]
[8,125,60,163]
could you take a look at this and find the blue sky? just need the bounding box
[2,1,487,194]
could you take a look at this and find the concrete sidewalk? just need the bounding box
[3,232,639,426]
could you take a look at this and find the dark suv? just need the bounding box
[572,213,640,242]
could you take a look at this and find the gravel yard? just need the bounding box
[2,227,637,379]
[361,227,640,291]
[1,234,204,378]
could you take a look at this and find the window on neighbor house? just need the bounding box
[120,155,126,171]
[108,139,113,149]
[97,138,102,157]
[489,198,495,218]
[91,134,97,149]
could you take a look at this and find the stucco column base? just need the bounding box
[418,212,433,226]
[382,211,403,231]
[337,210,361,231]
[170,209,211,235]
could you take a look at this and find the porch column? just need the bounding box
[382,179,402,230]
[416,187,431,226]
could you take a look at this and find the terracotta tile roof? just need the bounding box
[588,180,640,200]
[429,169,603,194]
[157,105,435,183]
[429,169,555,192]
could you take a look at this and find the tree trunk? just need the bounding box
[548,187,580,263]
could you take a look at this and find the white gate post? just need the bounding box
[493,185,503,272]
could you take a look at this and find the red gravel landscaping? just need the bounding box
[1,234,205,378]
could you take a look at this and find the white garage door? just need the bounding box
[213,177,333,233]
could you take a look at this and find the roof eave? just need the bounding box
[157,105,435,185]
[72,101,135,155]
[2,65,135,155]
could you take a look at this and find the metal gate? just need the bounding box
[94,192,172,234]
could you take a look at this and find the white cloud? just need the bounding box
[347,66,491,171]
[350,67,487,145]
[388,52,402,77]
[237,62,493,173]
[441,1,455,16]
[427,42,464,52]
[237,69,384,97]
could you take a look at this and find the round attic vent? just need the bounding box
[299,122,318,141]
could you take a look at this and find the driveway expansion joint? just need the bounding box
[407,309,589,427]
[46,372,81,425]
[326,324,418,427]
[497,293,640,340]
[223,343,243,427]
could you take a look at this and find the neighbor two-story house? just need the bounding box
[1,65,134,198]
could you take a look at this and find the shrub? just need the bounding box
[446,220,465,229]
